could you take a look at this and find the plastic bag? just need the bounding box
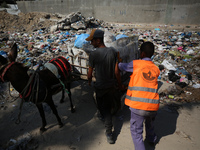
[193,84,200,88]
[161,59,176,71]
[74,34,90,48]
[104,30,116,47]
[116,34,128,40]
[168,70,180,82]
[0,50,7,58]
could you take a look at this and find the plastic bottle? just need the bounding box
[168,95,174,99]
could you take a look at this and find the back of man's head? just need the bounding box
[86,29,104,42]
[140,41,154,58]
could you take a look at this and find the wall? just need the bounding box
[16,0,200,25]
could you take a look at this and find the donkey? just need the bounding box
[0,43,75,132]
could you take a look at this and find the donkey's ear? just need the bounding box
[8,43,18,62]
[0,55,8,66]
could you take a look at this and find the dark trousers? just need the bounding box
[95,88,120,134]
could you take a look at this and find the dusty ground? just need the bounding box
[0,79,200,150]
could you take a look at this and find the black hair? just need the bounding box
[140,41,154,58]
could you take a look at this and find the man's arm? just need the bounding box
[115,62,124,90]
[118,61,133,72]
[87,67,93,86]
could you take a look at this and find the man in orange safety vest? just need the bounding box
[118,41,160,150]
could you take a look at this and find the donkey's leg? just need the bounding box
[67,83,75,113]
[36,103,47,132]
[46,97,63,128]
[60,88,65,103]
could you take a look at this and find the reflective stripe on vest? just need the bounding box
[128,86,158,93]
[126,86,160,104]
[126,95,160,104]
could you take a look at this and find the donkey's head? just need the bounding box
[8,43,18,62]
[0,42,18,65]
[0,43,18,82]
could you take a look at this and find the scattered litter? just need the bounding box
[5,132,38,150]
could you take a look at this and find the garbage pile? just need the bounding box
[0,11,200,105]
[0,11,108,33]
[54,11,107,31]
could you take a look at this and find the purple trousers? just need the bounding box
[130,111,157,150]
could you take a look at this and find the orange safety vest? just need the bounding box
[125,60,160,111]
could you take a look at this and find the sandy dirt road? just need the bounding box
[0,80,200,150]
